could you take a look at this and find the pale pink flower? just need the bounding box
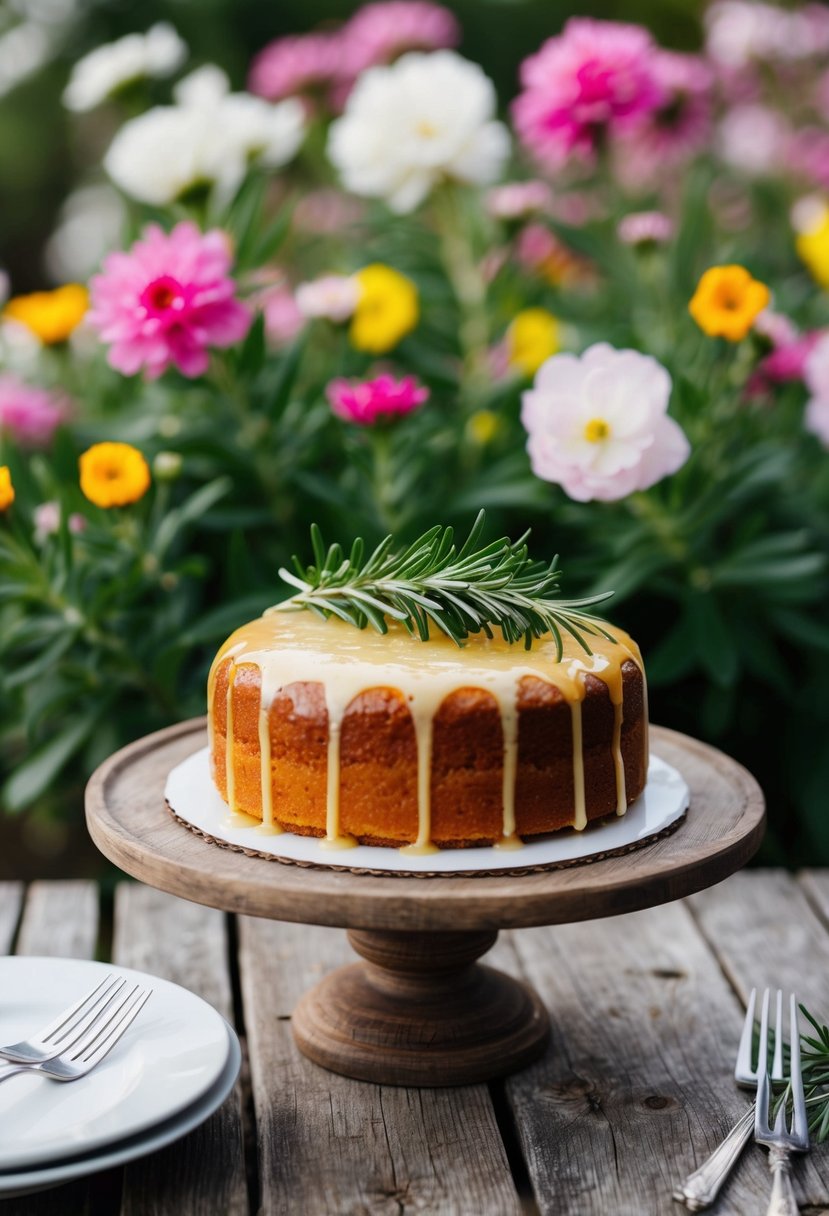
[786,127,829,191]
[88,222,251,380]
[33,501,86,542]
[296,275,360,322]
[802,335,829,445]
[718,104,789,176]
[616,52,713,185]
[805,395,829,445]
[512,19,663,171]
[339,2,459,79]
[0,375,67,448]
[753,310,800,350]
[257,285,306,348]
[486,180,553,220]
[326,373,429,425]
[248,32,341,102]
[521,343,689,503]
[617,211,674,246]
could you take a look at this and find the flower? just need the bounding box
[514,224,593,288]
[88,221,251,379]
[350,264,419,353]
[0,375,66,447]
[521,343,689,503]
[804,336,829,445]
[0,466,14,511]
[256,283,306,348]
[328,51,510,213]
[486,180,553,221]
[617,211,674,246]
[506,309,560,376]
[33,501,86,542]
[615,52,713,185]
[512,19,663,171]
[45,185,126,283]
[248,32,341,102]
[104,66,304,206]
[296,275,360,322]
[718,104,790,177]
[805,395,829,446]
[339,3,460,79]
[326,373,429,424]
[4,284,88,344]
[793,197,829,288]
[79,442,151,508]
[63,23,187,112]
[705,1,829,68]
[689,265,771,341]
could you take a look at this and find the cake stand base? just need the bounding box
[292,929,549,1086]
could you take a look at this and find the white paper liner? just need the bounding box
[165,748,689,877]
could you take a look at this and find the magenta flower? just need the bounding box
[326,373,429,425]
[88,222,251,380]
[339,2,460,79]
[512,18,663,171]
[0,375,67,448]
[615,52,713,186]
[248,33,341,102]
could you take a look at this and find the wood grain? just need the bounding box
[690,869,829,1210]
[85,720,765,931]
[16,881,98,958]
[497,897,780,1216]
[0,883,22,953]
[112,885,248,1216]
[237,917,521,1215]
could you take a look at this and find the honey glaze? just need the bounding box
[207,612,644,852]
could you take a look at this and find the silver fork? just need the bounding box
[755,990,809,1216]
[0,983,151,1085]
[0,975,125,1065]
[674,987,786,1210]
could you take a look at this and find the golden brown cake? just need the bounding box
[207,611,649,853]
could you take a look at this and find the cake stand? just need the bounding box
[85,719,764,1087]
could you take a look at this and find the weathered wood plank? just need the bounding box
[238,917,520,1216]
[691,870,829,1210]
[499,895,782,1216]
[15,881,98,959]
[0,883,23,953]
[113,884,248,1216]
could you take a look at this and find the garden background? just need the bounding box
[1,0,828,877]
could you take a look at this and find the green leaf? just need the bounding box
[688,594,739,687]
[2,710,100,813]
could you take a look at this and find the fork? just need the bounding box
[0,974,125,1065]
[674,987,786,1210]
[755,990,809,1216]
[0,983,151,1085]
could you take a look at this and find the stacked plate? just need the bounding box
[0,956,241,1199]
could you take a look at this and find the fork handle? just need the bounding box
[0,1060,34,1084]
[672,1107,754,1210]
[766,1145,799,1216]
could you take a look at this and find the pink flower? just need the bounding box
[718,105,790,176]
[617,211,674,246]
[257,284,306,348]
[0,375,67,448]
[512,19,663,171]
[486,180,553,220]
[248,33,341,102]
[615,52,713,186]
[799,334,829,446]
[521,343,689,502]
[805,395,829,445]
[33,501,86,542]
[88,222,251,380]
[786,127,829,191]
[326,373,429,425]
[339,2,460,80]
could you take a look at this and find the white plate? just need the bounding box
[166,747,690,874]
[0,957,230,1171]
[0,1018,240,1198]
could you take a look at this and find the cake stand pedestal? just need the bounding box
[86,720,764,1087]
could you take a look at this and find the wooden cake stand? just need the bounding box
[85,719,764,1087]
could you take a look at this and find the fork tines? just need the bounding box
[754,988,809,1152]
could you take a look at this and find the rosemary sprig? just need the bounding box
[271,510,615,656]
[762,1005,829,1141]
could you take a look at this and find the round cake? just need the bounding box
[207,611,648,853]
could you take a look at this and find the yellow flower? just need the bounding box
[794,203,829,289]
[350,264,419,353]
[688,265,770,342]
[467,409,499,445]
[79,442,151,508]
[0,466,14,511]
[4,284,89,345]
[506,308,560,376]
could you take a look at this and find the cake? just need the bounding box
[207,610,648,853]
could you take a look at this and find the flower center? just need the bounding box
[141,275,185,317]
[415,120,439,139]
[714,281,743,311]
[583,417,611,443]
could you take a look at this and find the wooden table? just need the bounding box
[3,872,829,1215]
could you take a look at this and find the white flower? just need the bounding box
[328,50,510,213]
[45,185,126,282]
[63,23,187,112]
[804,334,829,447]
[296,275,360,322]
[521,343,690,503]
[104,66,305,205]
